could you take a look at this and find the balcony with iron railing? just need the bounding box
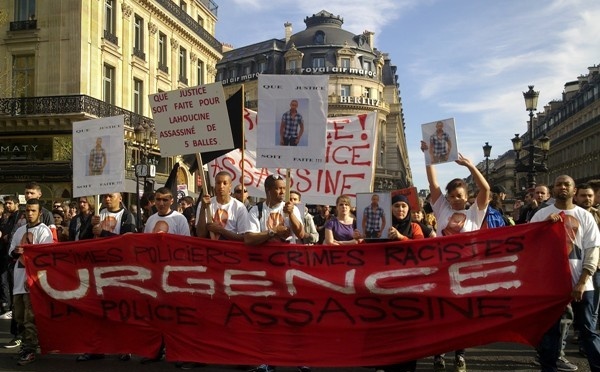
[103,29,119,46]
[133,47,146,61]
[9,20,37,31]
[158,63,169,74]
[156,0,222,53]
[0,95,152,129]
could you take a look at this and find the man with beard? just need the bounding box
[196,171,251,241]
[531,175,600,372]
[575,183,600,356]
[243,174,304,372]
[8,199,53,365]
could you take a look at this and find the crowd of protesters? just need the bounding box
[1,172,600,372]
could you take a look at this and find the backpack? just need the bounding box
[257,201,264,221]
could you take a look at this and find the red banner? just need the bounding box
[25,221,570,366]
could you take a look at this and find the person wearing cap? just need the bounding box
[482,185,509,228]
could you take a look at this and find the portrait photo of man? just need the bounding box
[88,136,107,176]
[279,99,306,146]
[421,118,458,165]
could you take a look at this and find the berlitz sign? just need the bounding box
[339,96,380,107]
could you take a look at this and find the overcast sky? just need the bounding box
[214,0,600,192]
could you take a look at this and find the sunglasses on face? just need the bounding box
[234,189,247,193]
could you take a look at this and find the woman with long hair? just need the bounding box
[324,195,362,245]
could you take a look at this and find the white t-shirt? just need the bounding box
[530,205,600,290]
[247,201,303,243]
[98,208,126,235]
[144,210,190,236]
[196,197,252,236]
[432,195,486,236]
[9,223,53,295]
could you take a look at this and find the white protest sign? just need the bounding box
[72,115,125,197]
[256,75,328,169]
[209,110,377,205]
[149,83,233,157]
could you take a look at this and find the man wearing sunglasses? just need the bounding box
[233,185,252,211]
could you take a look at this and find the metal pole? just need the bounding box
[136,174,142,231]
[485,157,489,180]
[527,110,536,189]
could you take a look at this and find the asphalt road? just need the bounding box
[0,318,591,372]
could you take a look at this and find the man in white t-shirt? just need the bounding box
[8,199,53,366]
[141,187,189,365]
[244,174,304,245]
[243,174,304,372]
[92,193,136,237]
[531,175,600,372]
[144,187,190,236]
[196,171,251,241]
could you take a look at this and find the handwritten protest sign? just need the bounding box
[149,83,233,157]
[26,222,570,366]
[209,110,377,205]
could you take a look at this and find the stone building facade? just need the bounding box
[0,0,221,201]
[215,10,412,191]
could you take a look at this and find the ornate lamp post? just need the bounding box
[134,121,156,231]
[511,85,550,191]
[482,142,492,180]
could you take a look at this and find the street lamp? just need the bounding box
[511,85,550,190]
[134,121,156,231]
[482,142,492,179]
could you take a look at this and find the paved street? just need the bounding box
[0,318,591,372]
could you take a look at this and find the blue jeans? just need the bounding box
[592,271,600,328]
[540,291,600,372]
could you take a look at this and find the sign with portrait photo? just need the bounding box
[72,115,125,197]
[421,118,458,165]
[356,192,391,240]
[257,75,328,169]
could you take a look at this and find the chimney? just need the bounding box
[284,22,292,42]
[363,30,375,46]
[221,43,234,52]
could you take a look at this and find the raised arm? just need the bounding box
[456,153,490,210]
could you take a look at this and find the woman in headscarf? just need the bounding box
[376,194,424,372]
[389,194,424,241]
